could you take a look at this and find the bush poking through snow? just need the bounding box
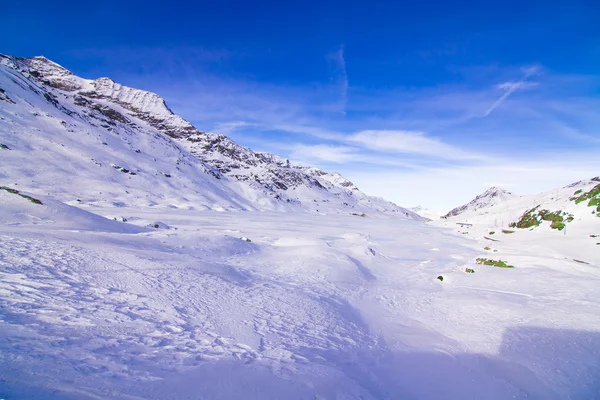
[476,258,515,268]
[465,268,475,274]
[570,184,600,216]
[509,207,574,231]
[0,186,43,205]
[240,237,252,242]
[436,275,444,281]
[489,231,495,235]
[502,230,515,234]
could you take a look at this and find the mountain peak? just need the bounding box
[482,186,512,196]
[444,186,516,218]
[25,55,73,77]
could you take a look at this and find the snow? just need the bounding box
[1,195,599,399]
[410,206,444,221]
[440,178,599,231]
[92,77,192,128]
[1,54,600,399]
[444,187,516,218]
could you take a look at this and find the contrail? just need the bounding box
[484,66,539,117]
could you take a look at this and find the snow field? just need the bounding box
[0,197,599,398]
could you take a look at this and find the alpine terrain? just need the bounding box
[0,54,418,218]
[1,54,599,400]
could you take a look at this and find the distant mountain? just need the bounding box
[444,187,516,218]
[0,54,421,218]
[441,179,600,232]
[410,206,443,221]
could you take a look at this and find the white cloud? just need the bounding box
[327,45,348,114]
[347,130,482,161]
[289,144,357,164]
[211,121,256,135]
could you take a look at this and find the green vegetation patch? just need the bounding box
[0,186,43,205]
[465,268,475,274]
[476,258,515,268]
[502,229,515,234]
[509,207,574,231]
[488,231,495,235]
[571,184,600,216]
[509,206,541,229]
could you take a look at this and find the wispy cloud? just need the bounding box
[483,65,540,116]
[327,45,348,115]
[347,130,483,161]
[289,144,357,164]
[286,143,425,169]
[212,121,257,135]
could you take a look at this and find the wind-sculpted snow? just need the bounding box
[1,203,599,399]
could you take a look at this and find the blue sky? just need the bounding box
[3,0,600,210]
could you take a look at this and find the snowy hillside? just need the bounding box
[410,206,444,221]
[441,178,600,233]
[0,54,419,218]
[444,187,516,218]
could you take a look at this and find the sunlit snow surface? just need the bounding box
[1,193,599,399]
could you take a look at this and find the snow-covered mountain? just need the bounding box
[441,179,600,232]
[444,187,516,218]
[410,206,443,221]
[0,54,420,218]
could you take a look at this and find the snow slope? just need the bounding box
[444,187,516,218]
[0,188,146,233]
[1,197,599,399]
[441,178,600,233]
[0,54,419,218]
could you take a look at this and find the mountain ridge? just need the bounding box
[0,54,420,218]
[444,187,516,218]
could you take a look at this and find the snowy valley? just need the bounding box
[1,55,599,399]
